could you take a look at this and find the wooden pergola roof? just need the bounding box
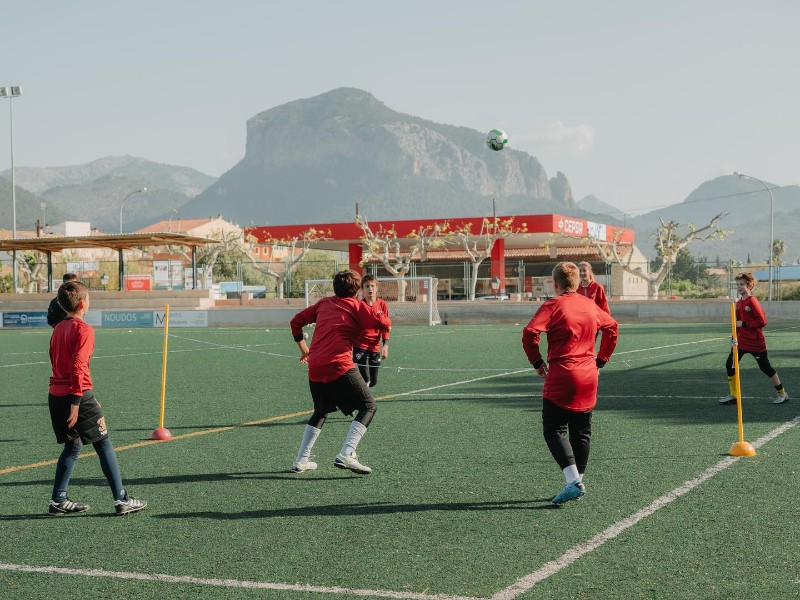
[0,232,218,293]
[0,232,217,253]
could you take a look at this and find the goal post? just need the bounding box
[304,276,441,325]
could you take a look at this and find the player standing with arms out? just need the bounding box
[719,272,788,405]
[577,262,610,314]
[353,275,390,387]
[290,270,392,475]
[522,262,618,505]
[47,281,146,516]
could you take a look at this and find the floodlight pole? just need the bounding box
[2,85,21,292]
[734,172,774,302]
[119,188,147,234]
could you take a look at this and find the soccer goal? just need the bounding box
[304,276,441,325]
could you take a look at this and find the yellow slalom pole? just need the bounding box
[728,302,754,456]
[150,304,173,440]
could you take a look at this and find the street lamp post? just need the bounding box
[734,172,774,302]
[1,85,21,292]
[119,188,147,234]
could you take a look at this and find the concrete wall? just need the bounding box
[0,289,215,311]
[439,300,800,324]
[4,291,798,327]
[204,300,800,327]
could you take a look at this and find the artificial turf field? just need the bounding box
[1,321,798,599]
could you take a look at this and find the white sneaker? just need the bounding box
[334,452,371,474]
[718,395,736,405]
[114,494,147,516]
[771,392,789,405]
[290,460,318,473]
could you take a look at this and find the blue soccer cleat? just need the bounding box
[551,481,586,505]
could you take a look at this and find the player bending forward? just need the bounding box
[522,262,618,505]
[353,275,390,388]
[290,270,392,475]
[719,272,788,405]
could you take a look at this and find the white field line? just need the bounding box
[0,562,482,600]
[0,367,528,599]
[379,369,533,401]
[0,361,796,598]
[491,414,800,600]
[0,342,291,369]
[3,413,797,599]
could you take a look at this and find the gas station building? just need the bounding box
[246,213,650,300]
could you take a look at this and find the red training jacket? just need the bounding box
[49,317,94,398]
[736,295,767,353]
[290,296,392,383]
[577,281,610,314]
[354,298,391,352]
[522,292,618,412]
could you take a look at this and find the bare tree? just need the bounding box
[355,214,449,301]
[451,216,528,301]
[17,252,48,293]
[582,213,730,300]
[167,228,248,290]
[243,227,331,299]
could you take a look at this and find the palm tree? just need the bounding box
[772,239,787,266]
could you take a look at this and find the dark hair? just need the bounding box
[333,270,361,298]
[361,274,377,288]
[62,273,79,283]
[552,262,579,292]
[57,281,89,313]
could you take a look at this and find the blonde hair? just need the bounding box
[578,262,594,282]
[553,262,579,292]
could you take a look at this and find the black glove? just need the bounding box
[595,358,607,369]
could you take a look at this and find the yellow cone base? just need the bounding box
[150,427,173,441]
[729,441,756,456]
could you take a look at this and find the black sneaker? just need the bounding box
[48,498,90,516]
[114,494,147,516]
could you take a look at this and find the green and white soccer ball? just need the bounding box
[486,129,508,151]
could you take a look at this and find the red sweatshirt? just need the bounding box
[49,317,94,399]
[577,281,610,314]
[290,296,392,383]
[736,295,767,353]
[522,292,618,412]
[354,298,391,352]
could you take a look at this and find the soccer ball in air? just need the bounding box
[486,129,508,151]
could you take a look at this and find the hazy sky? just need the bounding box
[2,1,798,215]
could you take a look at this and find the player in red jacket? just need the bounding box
[353,275,390,388]
[577,262,610,314]
[290,270,392,475]
[522,262,619,505]
[720,272,788,405]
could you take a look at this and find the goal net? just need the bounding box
[304,276,441,325]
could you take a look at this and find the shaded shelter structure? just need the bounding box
[0,232,217,292]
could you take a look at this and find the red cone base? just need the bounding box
[150,427,173,440]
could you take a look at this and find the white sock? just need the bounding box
[295,425,321,464]
[563,464,580,484]
[341,421,367,456]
